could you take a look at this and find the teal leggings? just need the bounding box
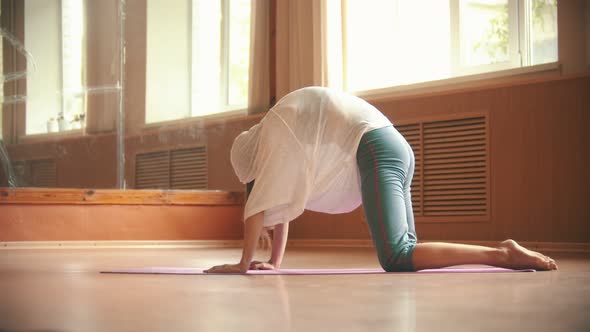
[356,126,417,272]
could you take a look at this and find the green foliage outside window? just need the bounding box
[473,0,557,64]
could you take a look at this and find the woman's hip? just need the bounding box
[356,125,414,173]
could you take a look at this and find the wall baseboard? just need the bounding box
[1,239,588,253]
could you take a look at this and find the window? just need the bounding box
[24,0,85,135]
[60,0,85,131]
[145,0,251,124]
[327,0,558,93]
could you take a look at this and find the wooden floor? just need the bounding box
[0,246,589,332]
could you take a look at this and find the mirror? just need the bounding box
[0,0,251,192]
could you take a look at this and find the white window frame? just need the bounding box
[23,0,85,136]
[197,0,248,114]
[449,0,521,77]
[60,0,86,131]
[335,0,557,95]
[146,0,249,125]
[220,0,232,112]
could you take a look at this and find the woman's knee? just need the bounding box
[378,242,416,272]
[382,261,414,273]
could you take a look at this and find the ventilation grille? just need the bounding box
[135,146,207,189]
[11,159,57,187]
[396,115,489,222]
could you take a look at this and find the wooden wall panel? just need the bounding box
[0,188,245,242]
[0,205,244,241]
[1,0,26,142]
[2,75,589,243]
[85,0,121,134]
[6,134,117,188]
[124,0,147,137]
[124,114,262,191]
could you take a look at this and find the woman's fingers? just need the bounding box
[206,262,276,273]
[249,261,269,270]
[205,263,245,274]
[249,260,263,267]
[204,264,223,273]
[250,262,275,270]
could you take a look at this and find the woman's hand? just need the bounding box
[204,263,248,274]
[205,212,267,275]
[249,260,277,270]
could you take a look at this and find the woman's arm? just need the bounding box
[269,222,289,268]
[248,222,290,270]
[205,211,265,273]
[238,211,265,269]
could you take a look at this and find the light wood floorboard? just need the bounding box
[0,247,588,332]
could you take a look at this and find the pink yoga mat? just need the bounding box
[101,267,535,275]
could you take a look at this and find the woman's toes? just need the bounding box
[545,257,557,270]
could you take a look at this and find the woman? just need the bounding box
[206,87,557,274]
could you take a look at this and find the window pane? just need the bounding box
[25,0,62,135]
[62,0,85,130]
[333,0,558,93]
[227,0,250,107]
[529,0,557,65]
[146,0,250,122]
[343,0,450,92]
[191,0,221,117]
[460,0,510,67]
[23,0,86,134]
[145,0,191,123]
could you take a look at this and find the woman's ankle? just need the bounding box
[492,245,510,267]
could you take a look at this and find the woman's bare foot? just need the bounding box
[498,239,558,271]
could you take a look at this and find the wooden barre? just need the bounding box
[0,188,245,206]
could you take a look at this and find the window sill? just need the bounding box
[358,62,562,103]
[139,109,264,134]
[0,187,245,206]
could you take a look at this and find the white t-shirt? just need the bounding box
[230,87,392,226]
